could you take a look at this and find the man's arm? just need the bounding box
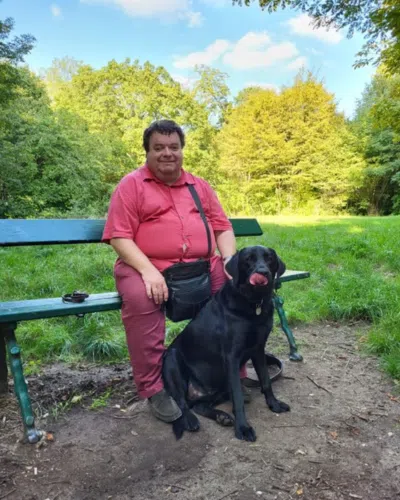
[202,179,235,260]
[215,229,236,259]
[215,229,236,261]
[110,238,168,305]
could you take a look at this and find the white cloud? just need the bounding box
[234,31,272,50]
[287,56,308,71]
[245,82,280,92]
[173,39,231,69]
[174,31,298,71]
[224,33,298,70]
[286,14,343,44]
[81,0,202,27]
[51,4,62,17]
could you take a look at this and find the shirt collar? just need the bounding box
[142,164,195,186]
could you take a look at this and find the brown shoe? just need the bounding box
[148,389,182,423]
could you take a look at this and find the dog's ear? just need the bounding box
[275,254,286,279]
[225,253,240,286]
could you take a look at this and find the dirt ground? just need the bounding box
[1,322,399,500]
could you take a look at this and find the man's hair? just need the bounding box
[143,119,185,153]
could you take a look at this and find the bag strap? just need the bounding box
[187,184,212,258]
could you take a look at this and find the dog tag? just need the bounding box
[256,305,262,316]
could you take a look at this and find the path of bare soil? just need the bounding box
[1,322,399,500]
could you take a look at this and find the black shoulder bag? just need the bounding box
[162,184,212,322]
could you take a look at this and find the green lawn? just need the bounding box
[1,215,399,378]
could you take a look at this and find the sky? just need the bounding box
[1,0,377,118]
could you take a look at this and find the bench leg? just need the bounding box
[0,330,8,394]
[1,322,43,444]
[273,294,303,362]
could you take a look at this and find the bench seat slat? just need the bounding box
[0,293,122,323]
[278,270,310,283]
[0,270,310,323]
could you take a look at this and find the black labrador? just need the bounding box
[162,245,290,442]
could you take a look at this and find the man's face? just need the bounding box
[146,132,183,183]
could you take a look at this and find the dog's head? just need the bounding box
[225,246,286,299]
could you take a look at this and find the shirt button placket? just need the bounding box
[171,188,187,257]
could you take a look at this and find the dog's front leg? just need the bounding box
[228,359,256,442]
[251,349,290,413]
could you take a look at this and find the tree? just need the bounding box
[0,8,36,104]
[192,65,231,127]
[53,59,221,185]
[218,71,364,215]
[41,56,83,101]
[0,67,133,218]
[2,55,225,218]
[235,85,276,106]
[371,72,400,136]
[231,0,400,73]
[351,71,400,214]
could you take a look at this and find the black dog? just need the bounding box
[162,245,290,442]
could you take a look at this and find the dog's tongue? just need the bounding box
[249,273,269,286]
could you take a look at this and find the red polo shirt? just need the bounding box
[102,165,232,272]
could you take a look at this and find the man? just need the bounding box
[102,120,249,423]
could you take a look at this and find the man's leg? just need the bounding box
[114,260,181,422]
[210,256,250,400]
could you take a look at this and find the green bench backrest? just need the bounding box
[0,218,263,247]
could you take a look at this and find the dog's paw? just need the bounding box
[216,411,234,427]
[267,398,290,413]
[184,410,200,432]
[172,416,185,440]
[235,424,257,442]
[172,411,200,440]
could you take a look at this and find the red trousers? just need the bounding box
[115,255,246,399]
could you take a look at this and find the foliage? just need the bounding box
[1,9,400,219]
[52,59,221,185]
[231,0,400,73]
[41,56,84,101]
[192,65,231,127]
[371,72,400,136]
[0,8,35,105]
[218,72,365,215]
[90,389,112,410]
[351,71,400,214]
[0,68,134,218]
[1,216,399,379]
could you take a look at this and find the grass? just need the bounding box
[1,215,399,379]
[89,388,112,410]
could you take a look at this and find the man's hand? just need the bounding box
[141,267,169,304]
[109,238,168,304]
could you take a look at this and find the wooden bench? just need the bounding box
[0,218,310,443]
